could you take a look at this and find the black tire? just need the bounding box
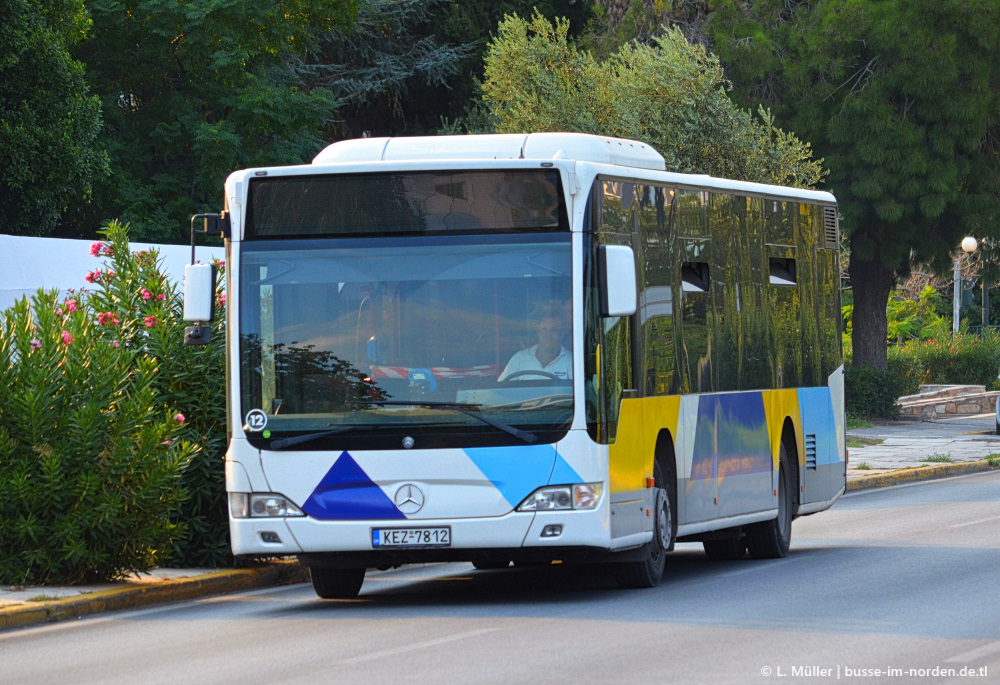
[310,567,366,599]
[614,461,671,588]
[703,535,747,561]
[746,441,793,559]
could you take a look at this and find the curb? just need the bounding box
[847,459,998,491]
[0,560,308,633]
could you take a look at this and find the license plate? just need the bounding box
[372,527,452,548]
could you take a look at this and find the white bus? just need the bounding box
[184,133,846,598]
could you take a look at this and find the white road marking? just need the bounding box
[340,628,498,664]
[948,514,1000,528]
[945,640,1000,664]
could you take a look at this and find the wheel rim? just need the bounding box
[655,488,671,550]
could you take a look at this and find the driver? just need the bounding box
[498,308,572,381]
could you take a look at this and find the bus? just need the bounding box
[183,132,846,599]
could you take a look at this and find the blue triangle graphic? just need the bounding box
[303,452,406,521]
[548,454,582,485]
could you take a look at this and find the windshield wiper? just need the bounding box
[268,425,372,450]
[369,400,538,444]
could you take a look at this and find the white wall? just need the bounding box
[0,235,224,312]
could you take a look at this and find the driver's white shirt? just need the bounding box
[498,345,572,381]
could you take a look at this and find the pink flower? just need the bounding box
[29,338,42,351]
[144,315,157,328]
[97,311,120,326]
[214,259,225,270]
[216,292,226,307]
[90,242,103,257]
[55,308,63,316]
[164,440,172,447]
[110,340,120,348]
[141,288,152,301]
[85,270,101,284]
[173,413,185,425]
[156,294,165,300]
[65,300,77,313]
[61,330,74,345]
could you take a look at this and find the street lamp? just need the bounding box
[953,236,978,337]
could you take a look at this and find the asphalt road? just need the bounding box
[3,471,998,685]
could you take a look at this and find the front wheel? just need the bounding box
[614,462,671,588]
[310,567,366,599]
[746,442,793,559]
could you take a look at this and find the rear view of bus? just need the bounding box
[185,133,846,599]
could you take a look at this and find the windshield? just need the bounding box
[239,234,574,449]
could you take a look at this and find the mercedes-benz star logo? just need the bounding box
[394,484,425,514]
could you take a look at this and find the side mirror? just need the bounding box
[183,263,217,346]
[598,245,637,317]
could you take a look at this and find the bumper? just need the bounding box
[230,503,614,561]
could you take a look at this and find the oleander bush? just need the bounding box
[87,222,229,567]
[0,290,194,584]
[0,221,228,584]
[897,334,1000,390]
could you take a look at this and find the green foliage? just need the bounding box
[430,0,595,134]
[844,365,906,419]
[843,286,950,344]
[87,221,230,567]
[845,322,1000,418]
[68,0,358,242]
[304,0,475,139]
[0,0,107,236]
[708,0,1000,369]
[0,289,194,585]
[894,335,1000,390]
[886,346,922,398]
[480,12,824,188]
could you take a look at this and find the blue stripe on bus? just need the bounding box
[691,393,772,483]
[302,451,406,521]
[464,445,580,508]
[797,387,841,465]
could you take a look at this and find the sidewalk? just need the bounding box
[3,415,998,633]
[845,411,1000,489]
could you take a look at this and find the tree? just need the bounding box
[480,12,823,188]
[301,0,477,139]
[64,0,358,243]
[708,0,1000,369]
[428,0,596,132]
[0,0,107,236]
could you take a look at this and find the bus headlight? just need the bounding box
[517,483,603,511]
[230,493,305,518]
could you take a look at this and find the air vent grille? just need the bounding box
[823,207,839,249]
[805,434,818,470]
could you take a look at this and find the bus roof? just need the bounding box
[307,132,836,205]
[313,133,667,171]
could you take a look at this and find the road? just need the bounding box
[2,471,998,684]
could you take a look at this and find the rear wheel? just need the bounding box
[746,442,793,559]
[703,535,747,561]
[310,567,366,599]
[614,461,671,588]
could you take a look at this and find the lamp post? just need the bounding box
[953,236,978,337]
